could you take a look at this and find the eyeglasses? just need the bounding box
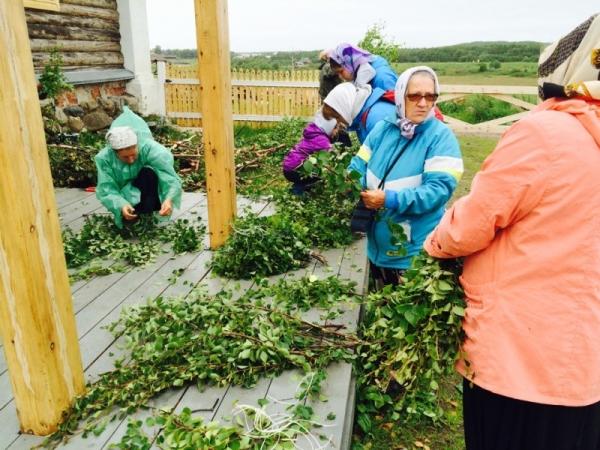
[405,93,439,103]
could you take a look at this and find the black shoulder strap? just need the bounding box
[377,136,412,189]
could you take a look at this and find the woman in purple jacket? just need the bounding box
[282,83,371,194]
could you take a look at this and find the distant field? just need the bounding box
[168,60,537,86]
[393,61,537,86]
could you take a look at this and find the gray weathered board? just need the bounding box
[1,188,367,449]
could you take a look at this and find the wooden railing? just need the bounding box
[158,62,539,135]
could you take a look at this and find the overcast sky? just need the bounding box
[146,1,598,51]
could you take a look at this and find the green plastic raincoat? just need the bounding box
[94,107,182,228]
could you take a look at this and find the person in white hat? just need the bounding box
[94,106,182,228]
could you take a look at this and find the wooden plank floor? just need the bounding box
[1,188,367,450]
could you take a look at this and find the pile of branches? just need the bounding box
[41,256,466,448]
[63,214,206,281]
[212,147,362,279]
[42,276,361,448]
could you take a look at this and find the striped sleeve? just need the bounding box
[347,120,387,184]
[384,127,463,214]
[424,155,464,182]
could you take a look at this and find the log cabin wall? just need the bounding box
[25,0,143,131]
[26,0,124,71]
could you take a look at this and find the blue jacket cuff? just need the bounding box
[384,190,399,210]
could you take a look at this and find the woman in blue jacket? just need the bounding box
[327,43,398,91]
[348,66,463,288]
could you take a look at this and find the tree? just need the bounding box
[358,23,400,63]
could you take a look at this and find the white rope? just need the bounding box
[230,373,335,450]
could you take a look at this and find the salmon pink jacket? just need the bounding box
[424,98,600,406]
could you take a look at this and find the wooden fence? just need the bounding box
[158,62,539,135]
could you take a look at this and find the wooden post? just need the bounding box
[194,0,237,249]
[0,2,85,435]
[156,60,167,117]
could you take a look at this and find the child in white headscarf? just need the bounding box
[282,83,371,195]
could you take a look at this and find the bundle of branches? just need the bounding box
[211,146,362,279]
[47,131,106,188]
[211,212,312,279]
[247,274,359,313]
[63,214,205,280]
[234,143,286,174]
[43,278,361,448]
[355,254,465,433]
[280,148,362,249]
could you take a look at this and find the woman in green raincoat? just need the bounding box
[94,106,182,228]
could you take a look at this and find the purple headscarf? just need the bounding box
[329,43,373,76]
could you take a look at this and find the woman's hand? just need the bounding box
[159,199,173,216]
[360,189,385,210]
[122,204,137,221]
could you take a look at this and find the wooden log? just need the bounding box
[23,0,59,11]
[28,23,120,41]
[30,38,120,53]
[0,1,85,435]
[60,0,118,8]
[58,3,119,21]
[26,10,119,31]
[32,51,124,68]
[194,0,236,249]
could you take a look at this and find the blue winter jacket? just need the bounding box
[349,87,396,143]
[348,116,463,269]
[370,56,398,91]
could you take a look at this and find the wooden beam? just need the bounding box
[30,38,121,53]
[194,0,237,249]
[32,50,124,68]
[26,11,120,32]
[23,0,60,12]
[0,1,85,435]
[488,93,538,110]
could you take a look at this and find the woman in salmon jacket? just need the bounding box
[424,14,600,450]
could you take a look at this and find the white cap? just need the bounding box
[106,126,138,150]
[323,82,371,124]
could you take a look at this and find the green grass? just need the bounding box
[393,61,537,86]
[438,75,536,86]
[352,377,465,450]
[454,135,498,200]
[170,60,537,86]
[438,95,523,125]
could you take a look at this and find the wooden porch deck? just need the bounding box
[0,188,368,449]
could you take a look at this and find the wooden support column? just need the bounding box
[0,2,85,435]
[194,0,237,249]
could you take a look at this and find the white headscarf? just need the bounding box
[538,14,600,100]
[323,82,372,125]
[106,126,138,150]
[394,66,440,139]
[313,109,337,136]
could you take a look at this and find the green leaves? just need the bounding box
[211,212,311,279]
[356,253,465,429]
[63,214,206,281]
[39,48,73,99]
[44,278,360,447]
[212,143,364,279]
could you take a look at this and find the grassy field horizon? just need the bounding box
[169,59,537,86]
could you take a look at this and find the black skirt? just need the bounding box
[463,378,600,450]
